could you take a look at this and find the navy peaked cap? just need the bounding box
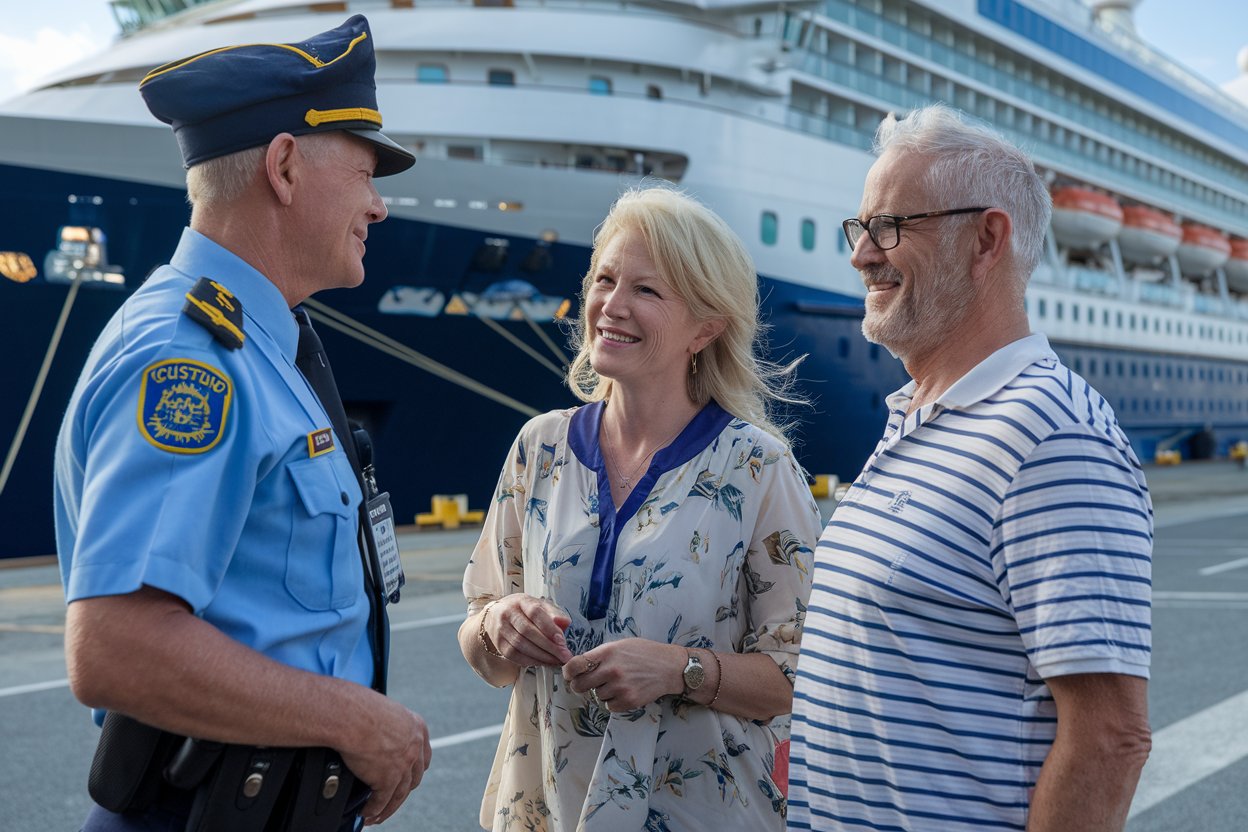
[139,15,414,176]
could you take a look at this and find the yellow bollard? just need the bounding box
[1230,441,1247,467]
[1154,450,1181,466]
[415,494,485,529]
[809,474,839,499]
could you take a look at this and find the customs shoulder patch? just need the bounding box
[137,359,233,454]
[183,277,244,350]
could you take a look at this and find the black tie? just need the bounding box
[293,307,388,692]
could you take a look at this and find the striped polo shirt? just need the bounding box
[787,333,1152,831]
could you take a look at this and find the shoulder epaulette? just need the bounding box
[183,277,244,350]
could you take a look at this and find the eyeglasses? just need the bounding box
[841,207,990,252]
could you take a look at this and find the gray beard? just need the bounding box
[861,261,974,363]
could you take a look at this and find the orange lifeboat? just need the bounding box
[1225,238,1248,293]
[1050,187,1123,249]
[1117,205,1181,264]
[1176,223,1231,276]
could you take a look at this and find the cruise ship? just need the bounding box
[3,0,1248,558]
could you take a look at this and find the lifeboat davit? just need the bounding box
[1050,187,1123,249]
[1225,239,1248,293]
[1117,206,1181,264]
[1176,223,1231,276]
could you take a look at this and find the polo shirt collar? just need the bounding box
[938,332,1056,409]
[170,228,298,362]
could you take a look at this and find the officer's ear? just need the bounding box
[265,133,299,207]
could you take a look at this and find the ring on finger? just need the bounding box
[585,659,599,672]
[589,687,602,707]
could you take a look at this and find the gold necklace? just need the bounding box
[601,410,686,491]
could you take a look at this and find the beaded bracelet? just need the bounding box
[703,648,723,707]
[478,600,505,659]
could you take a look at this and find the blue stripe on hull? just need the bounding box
[2,162,1245,557]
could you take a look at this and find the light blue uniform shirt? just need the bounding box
[54,228,374,692]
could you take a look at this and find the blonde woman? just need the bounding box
[459,187,821,831]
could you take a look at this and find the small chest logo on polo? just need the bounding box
[137,359,232,453]
[889,490,912,514]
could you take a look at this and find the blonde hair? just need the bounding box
[567,185,802,443]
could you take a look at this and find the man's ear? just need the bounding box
[971,208,1012,279]
[265,133,299,207]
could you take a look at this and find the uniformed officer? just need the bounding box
[53,15,430,831]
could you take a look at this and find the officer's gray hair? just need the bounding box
[874,103,1051,286]
[185,134,335,210]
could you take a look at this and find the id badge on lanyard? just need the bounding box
[365,491,405,604]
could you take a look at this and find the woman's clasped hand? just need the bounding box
[479,594,572,667]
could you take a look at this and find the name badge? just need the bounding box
[365,492,404,604]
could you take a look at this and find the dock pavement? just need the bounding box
[2,460,1247,830]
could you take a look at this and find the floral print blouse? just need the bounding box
[463,401,821,831]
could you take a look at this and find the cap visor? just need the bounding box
[348,128,415,177]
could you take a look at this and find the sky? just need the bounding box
[0,0,1244,103]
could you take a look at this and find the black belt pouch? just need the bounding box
[180,744,297,832]
[273,747,358,832]
[88,712,183,813]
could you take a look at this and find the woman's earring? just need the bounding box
[690,351,698,375]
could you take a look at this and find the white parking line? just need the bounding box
[1198,556,1248,576]
[0,678,69,698]
[1129,688,1248,819]
[391,613,463,632]
[430,724,504,750]
[1153,591,1248,601]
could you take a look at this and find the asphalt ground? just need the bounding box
[2,461,1246,830]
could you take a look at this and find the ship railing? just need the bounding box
[1137,281,1185,308]
[814,0,1248,201]
[1069,266,1116,296]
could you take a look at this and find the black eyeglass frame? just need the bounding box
[841,207,991,252]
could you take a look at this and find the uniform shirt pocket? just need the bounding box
[285,455,359,610]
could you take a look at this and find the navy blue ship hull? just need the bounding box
[2,162,1244,558]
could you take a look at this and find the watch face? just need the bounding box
[684,657,705,690]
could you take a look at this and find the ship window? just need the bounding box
[1165,320,1172,335]
[448,145,482,160]
[1073,357,1082,373]
[589,76,612,95]
[1142,364,1149,378]
[838,337,850,359]
[418,64,449,83]
[1088,358,1097,375]
[1129,314,1136,330]
[837,232,846,255]
[1117,312,1123,329]
[1055,302,1063,321]
[870,343,880,362]
[761,211,778,246]
[488,69,515,86]
[1072,304,1080,323]
[1130,363,1137,378]
[1118,361,1125,376]
[647,84,662,100]
[1038,299,1047,318]
[801,219,816,251]
[1103,309,1110,326]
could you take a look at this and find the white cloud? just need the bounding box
[0,26,109,102]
